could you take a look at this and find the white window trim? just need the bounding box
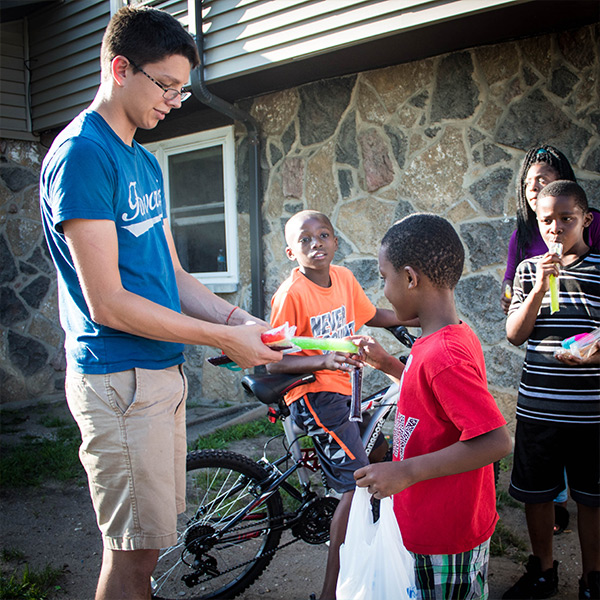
[145,126,239,294]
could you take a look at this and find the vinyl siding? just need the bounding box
[0,19,33,140]
[8,0,529,133]
[134,0,191,28]
[200,0,524,83]
[28,0,111,132]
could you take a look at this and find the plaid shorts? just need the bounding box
[412,538,490,600]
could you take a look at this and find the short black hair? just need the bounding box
[516,145,576,259]
[101,6,199,76]
[285,210,334,245]
[381,213,464,289]
[537,180,589,213]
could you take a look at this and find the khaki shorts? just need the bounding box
[65,365,187,550]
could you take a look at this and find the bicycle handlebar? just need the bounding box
[386,325,416,349]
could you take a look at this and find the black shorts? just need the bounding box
[289,391,374,493]
[509,420,600,507]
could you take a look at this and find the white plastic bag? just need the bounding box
[336,486,417,600]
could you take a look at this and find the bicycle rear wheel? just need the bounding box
[152,449,284,600]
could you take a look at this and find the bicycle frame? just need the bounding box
[275,380,400,491]
[152,329,412,599]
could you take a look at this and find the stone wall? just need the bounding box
[2,23,598,420]
[246,23,600,425]
[0,139,65,403]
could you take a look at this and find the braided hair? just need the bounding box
[516,145,576,260]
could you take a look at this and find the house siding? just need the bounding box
[201,0,523,83]
[0,0,549,135]
[0,19,32,140]
[28,0,111,132]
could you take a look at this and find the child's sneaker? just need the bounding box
[502,555,558,599]
[579,571,600,599]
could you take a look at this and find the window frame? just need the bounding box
[145,126,239,293]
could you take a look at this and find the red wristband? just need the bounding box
[225,306,239,325]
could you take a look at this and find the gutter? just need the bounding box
[190,0,265,320]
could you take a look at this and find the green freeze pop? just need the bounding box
[549,242,562,314]
[289,337,358,353]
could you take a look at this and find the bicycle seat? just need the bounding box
[241,372,315,405]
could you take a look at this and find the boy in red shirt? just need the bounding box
[268,209,402,600]
[352,213,511,599]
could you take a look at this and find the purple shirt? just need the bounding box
[503,209,600,283]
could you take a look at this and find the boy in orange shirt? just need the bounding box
[268,210,402,600]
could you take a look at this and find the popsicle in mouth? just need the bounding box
[548,242,563,314]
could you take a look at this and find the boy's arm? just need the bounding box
[506,252,560,346]
[266,350,359,374]
[365,308,419,329]
[350,335,405,381]
[354,425,512,499]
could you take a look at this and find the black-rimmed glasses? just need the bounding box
[127,58,191,102]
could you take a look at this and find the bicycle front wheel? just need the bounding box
[152,449,284,600]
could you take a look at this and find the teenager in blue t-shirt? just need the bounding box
[40,7,282,600]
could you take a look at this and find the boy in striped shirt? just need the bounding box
[505,180,600,599]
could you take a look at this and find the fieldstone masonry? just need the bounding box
[1,24,599,423]
[1,139,65,402]
[249,23,599,423]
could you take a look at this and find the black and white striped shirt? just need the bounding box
[509,251,600,426]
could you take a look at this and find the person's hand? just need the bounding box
[321,351,360,372]
[354,462,414,499]
[349,335,390,371]
[556,342,600,366]
[500,281,512,315]
[221,323,283,369]
[534,251,562,293]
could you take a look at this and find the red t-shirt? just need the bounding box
[270,265,376,404]
[392,322,506,555]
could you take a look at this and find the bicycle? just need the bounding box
[151,326,415,600]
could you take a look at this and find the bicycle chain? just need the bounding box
[182,528,301,585]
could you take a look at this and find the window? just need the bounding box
[145,127,239,293]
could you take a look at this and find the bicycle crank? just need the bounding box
[292,497,339,544]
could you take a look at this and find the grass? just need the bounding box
[189,417,284,450]
[0,563,65,600]
[0,411,285,487]
[497,488,522,510]
[0,417,83,488]
[490,519,528,559]
[0,410,31,434]
[0,550,25,563]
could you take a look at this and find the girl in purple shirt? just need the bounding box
[501,145,600,314]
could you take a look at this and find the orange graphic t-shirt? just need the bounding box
[270,265,376,405]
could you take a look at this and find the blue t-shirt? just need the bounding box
[40,110,184,373]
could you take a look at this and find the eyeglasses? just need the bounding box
[127,58,191,102]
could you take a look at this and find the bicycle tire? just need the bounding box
[151,449,284,600]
